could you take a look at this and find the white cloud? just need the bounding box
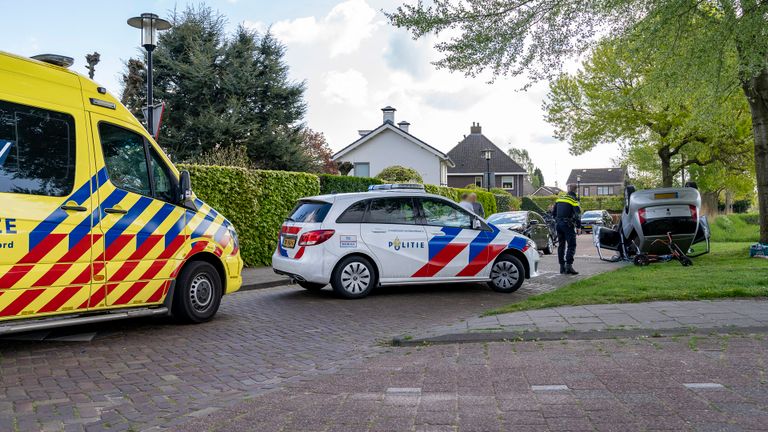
[322,69,369,105]
[271,0,381,58]
[242,20,267,34]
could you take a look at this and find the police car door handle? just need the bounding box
[371,229,387,233]
[104,207,128,215]
[60,204,87,212]
[430,231,445,236]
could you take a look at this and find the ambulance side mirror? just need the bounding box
[179,170,194,208]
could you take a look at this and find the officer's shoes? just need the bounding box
[565,265,579,275]
[559,264,566,274]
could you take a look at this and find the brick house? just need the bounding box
[566,168,626,197]
[446,123,527,196]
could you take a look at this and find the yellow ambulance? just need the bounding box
[0,51,242,334]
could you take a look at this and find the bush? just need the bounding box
[375,165,423,183]
[425,185,497,215]
[521,196,547,214]
[182,164,320,266]
[319,174,382,194]
[493,193,521,213]
[529,195,624,213]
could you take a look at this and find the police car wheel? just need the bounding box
[488,254,524,293]
[173,261,222,323]
[298,281,325,291]
[331,256,377,299]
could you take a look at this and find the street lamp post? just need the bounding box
[481,149,494,191]
[576,175,582,200]
[128,13,172,137]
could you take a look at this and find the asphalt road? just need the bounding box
[0,236,612,431]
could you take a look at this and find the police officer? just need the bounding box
[553,185,581,275]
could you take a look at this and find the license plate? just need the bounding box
[654,192,678,200]
[583,225,592,229]
[282,236,297,249]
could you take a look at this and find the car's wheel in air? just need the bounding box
[331,256,377,299]
[298,281,325,291]
[488,254,525,293]
[543,235,554,255]
[172,261,223,323]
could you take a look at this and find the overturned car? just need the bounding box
[594,183,710,264]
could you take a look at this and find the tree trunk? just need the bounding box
[701,192,719,218]
[725,190,734,214]
[658,147,673,187]
[742,67,768,243]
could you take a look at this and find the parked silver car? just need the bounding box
[580,210,613,233]
[488,211,554,255]
[595,183,710,260]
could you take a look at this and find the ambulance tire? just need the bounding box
[173,261,223,323]
[488,254,525,293]
[331,255,378,299]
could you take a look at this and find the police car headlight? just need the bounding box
[228,225,239,250]
[527,239,536,250]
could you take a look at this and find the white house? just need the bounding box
[332,106,454,185]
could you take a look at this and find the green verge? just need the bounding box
[485,242,768,316]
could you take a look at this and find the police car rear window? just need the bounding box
[0,100,76,197]
[288,201,332,223]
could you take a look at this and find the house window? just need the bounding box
[582,187,590,197]
[354,162,370,178]
[597,186,614,196]
[474,176,483,187]
[501,176,515,189]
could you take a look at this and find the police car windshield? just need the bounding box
[288,201,332,223]
[488,213,527,224]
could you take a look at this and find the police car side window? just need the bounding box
[0,100,76,197]
[336,200,368,223]
[420,198,472,229]
[364,198,416,225]
[99,123,151,196]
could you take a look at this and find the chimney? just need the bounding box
[397,120,410,133]
[470,122,482,134]
[381,106,396,124]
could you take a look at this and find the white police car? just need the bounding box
[272,184,539,299]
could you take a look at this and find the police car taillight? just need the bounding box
[299,229,335,246]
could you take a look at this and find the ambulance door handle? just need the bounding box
[60,204,87,212]
[104,207,128,215]
[371,229,387,233]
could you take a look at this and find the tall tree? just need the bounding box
[300,129,338,174]
[544,38,753,187]
[532,168,545,188]
[387,0,768,242]
[121,5,309,170]
[508,147,543,187]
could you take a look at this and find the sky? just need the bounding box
[4,0,618,187]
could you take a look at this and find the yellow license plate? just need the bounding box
[282,236,296,249]
[654,192,678,199]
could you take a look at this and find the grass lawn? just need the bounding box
[486,242,768,315]
[709,214,760,242]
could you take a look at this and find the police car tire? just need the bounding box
[331,256,377,299]
[298,281,325,291]
[173,261,223,324]
[488,254,525,293]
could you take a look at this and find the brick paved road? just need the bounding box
[182,334,768,432]
[0,237,614,431]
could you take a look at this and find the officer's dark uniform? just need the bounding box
[553,192,581,275]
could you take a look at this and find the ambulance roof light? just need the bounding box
[31,54,74,68]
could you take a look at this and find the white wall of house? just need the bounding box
[338,128,445,185]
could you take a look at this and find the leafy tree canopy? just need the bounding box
[121,5,310,171]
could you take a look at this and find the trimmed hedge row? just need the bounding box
[319,174,382,194]
[424,185,498,215]
[494,194,522,213]
[182,164,320,266]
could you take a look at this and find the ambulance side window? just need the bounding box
[99,123,151,196]
[148,147,174,202]
[0,99,76,197]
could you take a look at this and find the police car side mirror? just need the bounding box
[472,217,483,230]
[179,170,194,207]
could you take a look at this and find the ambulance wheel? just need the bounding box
[173,261,222,323]
[488,254,525,293]
[298,281,325,291]
[331,256,377,299]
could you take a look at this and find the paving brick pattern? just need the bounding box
[411,300,768,343]
[180,334,768,432]
[0,238,612,432]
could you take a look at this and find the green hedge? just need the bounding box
[521,196,547,214]
[424,185,497,215]
[319,174,382,194]
[493,193,521,213]
[529,195,624,213]
[182,164,320,266]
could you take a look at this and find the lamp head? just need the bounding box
[128,13,172,50]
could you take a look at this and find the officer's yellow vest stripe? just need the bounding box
[556,197,579,206]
